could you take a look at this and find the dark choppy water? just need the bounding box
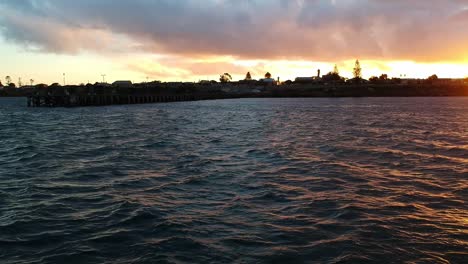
[0,97,467,264]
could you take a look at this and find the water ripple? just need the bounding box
[0,97,467,263]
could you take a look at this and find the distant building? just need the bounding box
[260,78,277,85]
[20,85,35,90]
[435,78,464,85]
[166,82,185,88]
[112,81,133,87]
[401,78,464,85]
[35,84,48,89]
[238,79,257,84]
[95,82,112,87]
[401,79,422,85]
[295,77,318,84]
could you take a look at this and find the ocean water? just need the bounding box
[0,97,467,264]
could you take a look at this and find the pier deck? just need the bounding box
[26,84,238,107]
[28,94,208,107]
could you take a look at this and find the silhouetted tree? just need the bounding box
[5,76,11,85]
[8,83,16,88]
[220,73,232,83]
[333,64,339,75]
[379,74,388,80]
[245,72,252,81]
[428,74,438,81]
[0,81,3,87]
[265,72,272,79]
[353,60,362,79]
[369,76,379,83]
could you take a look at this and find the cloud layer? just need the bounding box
[1,0,467,63]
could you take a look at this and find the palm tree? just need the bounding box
[265,72,272,79]
[5,76,11,85]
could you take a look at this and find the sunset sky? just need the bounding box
[0,0,467,85]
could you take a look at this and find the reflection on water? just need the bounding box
[0,97,467,263]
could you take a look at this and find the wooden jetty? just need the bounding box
[27,83,240,107]
[28,94,205,107]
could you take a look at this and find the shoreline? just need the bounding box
[0,83,466,107]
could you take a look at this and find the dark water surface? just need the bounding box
[0,97,467,263]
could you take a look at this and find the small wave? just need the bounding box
[1,97,467,263]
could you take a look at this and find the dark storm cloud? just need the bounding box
[0,0,467,61]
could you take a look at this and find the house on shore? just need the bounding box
[112,81,133,88]
[295,77,322,84]
[260,78,277,85]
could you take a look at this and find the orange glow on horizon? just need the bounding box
[1,37,467,84]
